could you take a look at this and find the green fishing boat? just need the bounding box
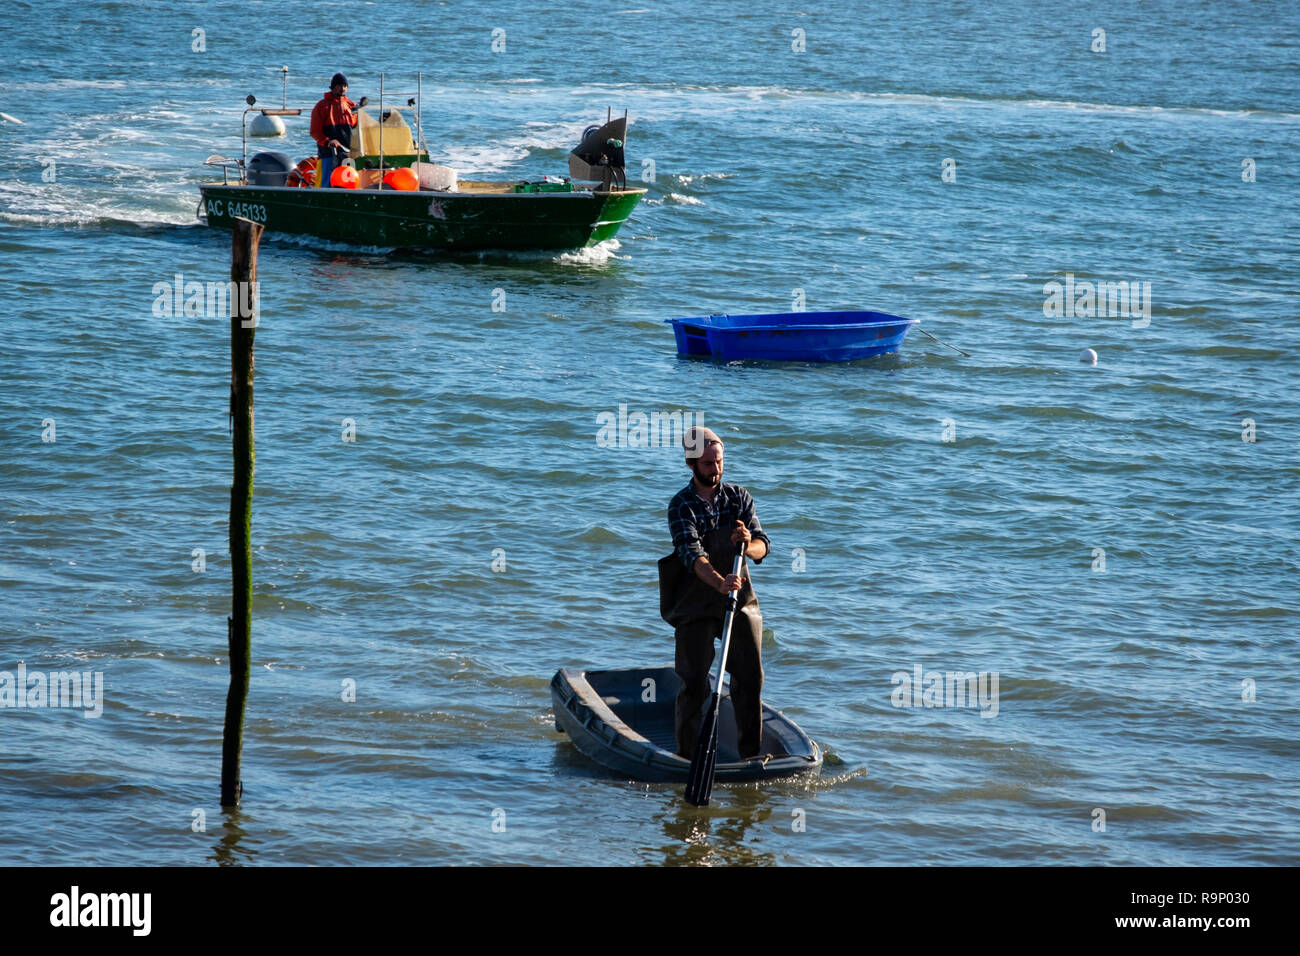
[197,73,645,252]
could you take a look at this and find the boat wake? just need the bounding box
[0,180,198,231]
[560,80,1300,123]
[552,239,626,265]
[267,232,401,257]
[436,119,598,176]
[253,235,628,266]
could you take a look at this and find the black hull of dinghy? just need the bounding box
[550,666,822,784]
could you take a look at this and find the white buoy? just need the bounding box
[0,111,23,125]
[412,162,458,192]
[249,113,285,137]
[1081,348,1098,365]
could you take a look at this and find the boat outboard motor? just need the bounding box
[568,115,627,189]
[247,151,294,186]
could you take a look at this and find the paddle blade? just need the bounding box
[684,694,721,806]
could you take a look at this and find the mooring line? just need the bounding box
[918,326,970,357]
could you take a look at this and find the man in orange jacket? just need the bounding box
[310,72,358,186]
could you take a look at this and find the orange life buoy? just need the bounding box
[287,156,319,188]
[330,164,359,189]
[383,167,419,191]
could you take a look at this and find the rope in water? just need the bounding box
[918,326,970,357]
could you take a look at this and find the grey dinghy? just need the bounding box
[551,666,822,783]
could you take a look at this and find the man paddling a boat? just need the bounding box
[310,72,358,186]
[663,427,770,760]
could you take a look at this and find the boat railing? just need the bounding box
[203,154,244,185]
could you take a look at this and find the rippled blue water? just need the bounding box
[1,0,1297,866]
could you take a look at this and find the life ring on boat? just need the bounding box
[286,156,319,188]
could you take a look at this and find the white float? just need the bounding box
[248,113,285,137]
[412,162,458,192]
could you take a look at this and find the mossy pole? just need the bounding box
[221,216,263,808]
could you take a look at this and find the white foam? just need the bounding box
[0,180,196,228]
[675,173,731,186]
[435,119,595,174]
[554,239,625,265]
[867,90,1300,121]
[532,81,1300,124]
[11,78,128,91]
[435,143,530,175]
[271,233,397,256]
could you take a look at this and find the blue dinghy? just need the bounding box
[551,666,822,783]
[666,309,918,362]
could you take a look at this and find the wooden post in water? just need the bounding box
[221,217,263,807]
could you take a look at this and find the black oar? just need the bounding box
[684,546,746,807]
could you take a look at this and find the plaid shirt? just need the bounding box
[668,481,770,571]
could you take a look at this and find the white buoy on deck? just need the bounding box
[1081,348,1098,365]
[249,113,285,137]
[412,162,458,192]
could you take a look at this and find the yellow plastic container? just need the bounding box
[350,107,415,158]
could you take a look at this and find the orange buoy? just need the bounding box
[286,156,319,188]
[383,167,419,191]
[330,164,359,189]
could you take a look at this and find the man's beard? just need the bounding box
[691,462,721,487]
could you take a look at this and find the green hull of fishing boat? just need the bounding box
[198,182,645,251]
[199,86,644,251]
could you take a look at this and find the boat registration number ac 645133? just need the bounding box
[206,198,267,222]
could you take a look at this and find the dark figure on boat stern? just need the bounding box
[310,72,358,186]
[662,426,770,760]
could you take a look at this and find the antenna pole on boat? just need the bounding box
[241,95,255,178]
[416,72,423,162]
[281,65,288,109]
[379,73,385,180]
